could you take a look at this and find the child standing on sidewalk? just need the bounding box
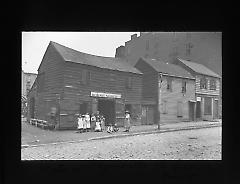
[85,113,91,132]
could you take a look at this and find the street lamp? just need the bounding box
[157,73,163,130]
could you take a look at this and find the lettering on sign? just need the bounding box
[90,92,121,99]
[197,97,201,101]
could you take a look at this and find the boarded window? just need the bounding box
[177,101,183,117]
[167,77,172,92]
[210,79,216,90]
[37,72,45,93]
[200,77,207,89]
[182,80,187,93]
[204,97,212,115]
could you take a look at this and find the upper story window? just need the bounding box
[167,77,172,92]
[81,70,90,85]
[200,77,207,89]
[209,79,216,90]
[182,80,187,93]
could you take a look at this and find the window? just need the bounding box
[177,101,183,117]
[167,77,172,92]
[210,79,216,90]
[162,100,167,114]
[182,80,187,93]
[200,77,207,89]
[81,70,90,85]
[204,97,212,115]
[125,77,132,89]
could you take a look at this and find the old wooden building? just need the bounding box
[27,41,143,129]
[135,57,196,125]
[171,58,221,121]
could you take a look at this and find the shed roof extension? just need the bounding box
[50,41,142,75]
[177,58,221,78]
[140,57,195,79]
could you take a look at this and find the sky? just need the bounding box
[22,32,140,74]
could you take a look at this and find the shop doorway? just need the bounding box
[213,100,219,119]
[196,101,201,119]
[188,101,195,121]
[98,99,115,126]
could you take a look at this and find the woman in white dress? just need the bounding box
[77,114,83,133]
[82,115,87,132]
[85,113,91,132]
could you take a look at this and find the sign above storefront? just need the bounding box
[90,91,121,99]
[197,97,201,101]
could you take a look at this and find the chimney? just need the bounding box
[131,34,138,40]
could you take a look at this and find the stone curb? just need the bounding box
[21,123,221,149]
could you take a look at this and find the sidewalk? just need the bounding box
[21,119,221,148]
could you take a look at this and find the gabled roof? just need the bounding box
[139,57,195,79]
[50,41,142,75]
[177,58,221,78]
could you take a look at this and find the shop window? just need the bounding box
[167,77,172,92]
[182,80,187,93]
[126,104,141,120]
[204,97,212,115]
[210,79,216,90]
[200,77,207,89]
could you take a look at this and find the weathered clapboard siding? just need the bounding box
[62,62,142,103]
[32,43,65,121]
[195,75,220,95]
[59,61,142,128]
[160,76,195,123]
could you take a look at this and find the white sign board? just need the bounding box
[90,92,121,99]
[197,97,201,101]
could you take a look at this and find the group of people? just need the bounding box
[77,111,104,133]
[76,110,131,133]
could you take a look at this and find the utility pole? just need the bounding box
[157,73,162,130]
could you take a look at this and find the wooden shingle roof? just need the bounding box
[51,41,142,75]
[140,57,195,79]
[177,58,221,78]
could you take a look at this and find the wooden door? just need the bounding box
[188,101,194,121]
[115,99,125,126]
[141,106,147,125]
[146,106,154,125]
[213,100,218,119]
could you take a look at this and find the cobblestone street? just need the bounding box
[21,126,221,160]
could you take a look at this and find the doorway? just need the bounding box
[98,99,115,126]
[188,101,195,121]
[196,101,201,119]
[213,100,219,119]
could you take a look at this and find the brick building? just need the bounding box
[135,57,196,125]
[27,41,143,129]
